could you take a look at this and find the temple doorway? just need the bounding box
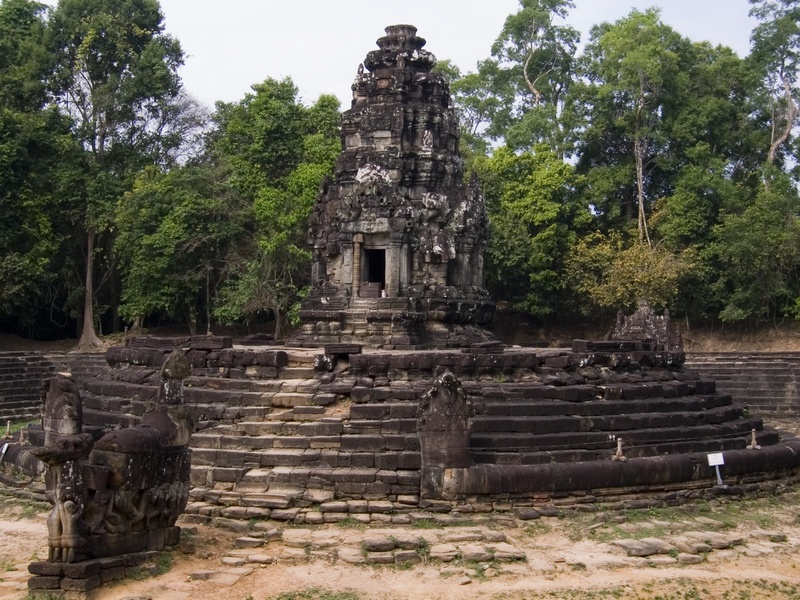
[360,248,386,298]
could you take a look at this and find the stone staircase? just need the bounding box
[0,352,56,424]
[685,353,800,417]
[69,341,783,522]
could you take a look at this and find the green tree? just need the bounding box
[115,164,246,333]
[210,78,340,338]
[709,169,800,323]
[490,0,580,156]
[47,0,191,347]
[0,0,79,333]
[748,0,800,169]
[575,9,687,245]
[479,144,586,315]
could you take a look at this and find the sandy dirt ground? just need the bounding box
[3,489,800,600]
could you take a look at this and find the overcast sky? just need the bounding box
[49,1,760,110]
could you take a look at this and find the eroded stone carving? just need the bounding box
[417,370,473,465]
[29,349,192,585]
[614,299,683,351]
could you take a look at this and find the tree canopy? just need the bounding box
[1,0,799,341]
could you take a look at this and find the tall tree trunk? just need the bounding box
[77,228,102,349]
[634,135,651,248]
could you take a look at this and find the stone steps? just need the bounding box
[471,417,764,453]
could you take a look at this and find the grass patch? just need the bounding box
[335,517,364,529]
[0,494,50,520]
[126,551,172,581]
[6,420,37,435]
[410,518,443,530]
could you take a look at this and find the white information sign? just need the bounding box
[707,452,724,467]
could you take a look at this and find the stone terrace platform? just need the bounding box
[52,335,800,522]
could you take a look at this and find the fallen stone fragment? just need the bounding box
[752,529,787,543]
[394,550,422,565]
[459,544,493,562]
[612,539,659,557]
[337,548,366,564]
[430,543,459,562]
[221,557,245,567]
[247,554,275,564]
[677,553,705,564]
[458,576,472,585]
[366,551,395,564]
[234,537,264,549]
[282,529,312,548]
[363,537,396,552]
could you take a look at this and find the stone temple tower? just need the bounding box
[288,25,495,349]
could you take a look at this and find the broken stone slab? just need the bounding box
[394,550,422,565]
[751,529,788,543]
[745,542,775,554]
[303,511,325,524]
[363,537,396,552]
[673,538,713,554]
[430,543,459,562]
[705,549,738,562]
[246,554,276,564]
[638,537,676,554]
[648,555,678,566]
[677,553,705,564]
[234,537,264,549]
[221,557,246,567]
[211,518,251,534]
[611,539,661,557]
[337,548,366,564]
[251,524,281,541]
[490,542,526,561]
[394,534,428,550]
[279,548,309,563]
[366,551,395,564]
[282,529,312,547]
[458,544,493,562]
[311,532,340,549]
[271,508,302,521]
[684,531,743,549]
[516,508,541,520]
[484,531,507,543]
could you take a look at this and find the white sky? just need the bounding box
[45,1,760,110]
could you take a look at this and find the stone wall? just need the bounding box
[9,346,800,523]
[65,340,794,516]
[685,353,800,417]
[0,352,105,424]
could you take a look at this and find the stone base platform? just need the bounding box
[27,540,177,598]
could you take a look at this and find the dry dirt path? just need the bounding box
[3,491,800,600]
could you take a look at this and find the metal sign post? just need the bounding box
[707,452,725,486]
